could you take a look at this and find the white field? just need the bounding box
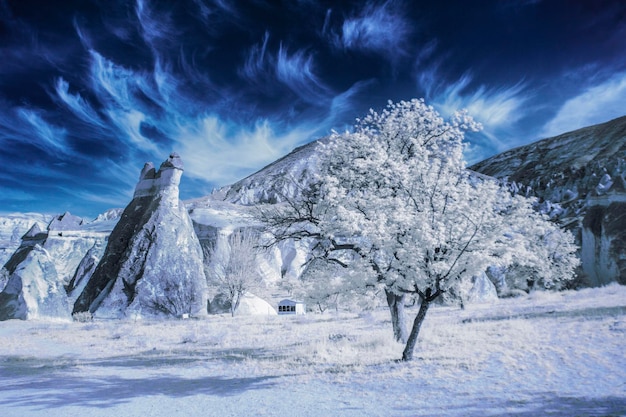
[1,284,625,417]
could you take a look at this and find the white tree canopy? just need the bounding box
[263,99,579,360]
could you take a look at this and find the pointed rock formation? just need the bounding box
[66,240,105,298]
[73,153,208,318]
[48,212,84,233]
[2,224,47,275]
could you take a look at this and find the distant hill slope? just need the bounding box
[218,140,322,205]
[471,115,626,228]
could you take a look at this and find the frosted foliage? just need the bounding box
[315,102,476,294]
[297,257,376,313]
[311,99,578,300]
[498,194,580,291]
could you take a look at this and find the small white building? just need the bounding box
[278,299,306,315]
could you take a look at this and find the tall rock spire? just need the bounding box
[73,153,208,318]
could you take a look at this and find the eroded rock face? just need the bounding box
[0,216,101,321]
[73,153,208,318]
[0,245,68,320]
[66,240,105,299]
[582,200,626,286]
[0,213,50,267]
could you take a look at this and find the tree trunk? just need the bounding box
[401,297,430,361]
[385,289,408,343]
[230,292,242,317]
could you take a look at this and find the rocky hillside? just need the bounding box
[471,115,626,228]
[471,116,626,285]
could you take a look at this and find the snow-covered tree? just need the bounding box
[262,99,578,361]
[206,229,264,316]
[495,195,580,294]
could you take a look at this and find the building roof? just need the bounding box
[278,299,304,305]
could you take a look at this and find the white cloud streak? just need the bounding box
[335,0,411,60]
[240,33,331,106]
[415,70,532,162]
[175,116,316,185]
[540,72,626,138]
[54,78,106,128]
[429,73,528,131]
[276,44,331,106]
[17,109,72,156]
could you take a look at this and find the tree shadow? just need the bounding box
[496,395,626,417]
[461,305,626,323]
[414,395,626,417]
[0,353,281,410]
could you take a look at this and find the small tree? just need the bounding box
[297,257,375,313]
[261,99,579,361]
[207,229,264,316]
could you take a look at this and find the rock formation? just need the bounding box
[0,213,50,267]
[0,213,95,321]
[73,153,208,318]
[581,176,626,285]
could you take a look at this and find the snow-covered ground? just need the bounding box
[1,284,625,417]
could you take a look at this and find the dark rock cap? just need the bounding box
[22,223,45,239]
[160,152,184,171]
[140,162,156,180]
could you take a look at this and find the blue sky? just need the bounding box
[1,0,625,218]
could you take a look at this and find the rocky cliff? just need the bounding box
[73,153,208,318]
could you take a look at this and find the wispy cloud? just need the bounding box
[13,108,73,157]
[333,0,411,60]
[423,73,527,128]
[415,70,532,162]
[135,0,182,52]
[239,33,331,106]
[175,116,316,184]
[54,78,106,128]
[55,41,318,190]
[436,74,528,130]
[240,31,272,86]
[276,44,331,106]
[540,71,626,138]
